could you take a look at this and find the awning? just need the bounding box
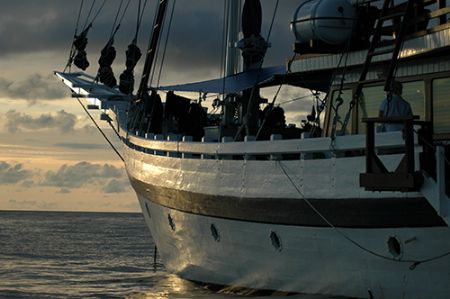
[157,65,285,94]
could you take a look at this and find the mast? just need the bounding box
[128,0,168,134]
[137,0,169,99]
[225,0,240,76]
[240,0,267,137]
[221,0,241,136]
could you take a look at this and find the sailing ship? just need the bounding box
[56,0,450,298]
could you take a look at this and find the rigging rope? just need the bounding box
[85,0,106,30]
[277,160,450,269]
[135,0,149,41]
[277,93,315,106]
[109,0,132,41]
[149,0,168,87]
[97,0,132,88]
[220,0,229,98]
[75,97,124,162]
[156,0,177,88]
[81,0,96,31]
[66,0,107,71]
[119,0,148,95]
[64,0,85,72]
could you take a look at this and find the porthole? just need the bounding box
[387,236,402,258]
[168,213,176,231]
[210,224,220,242]
[270,231,282,252]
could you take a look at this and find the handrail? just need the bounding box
[124,130,410,156]
[110,103,416,159]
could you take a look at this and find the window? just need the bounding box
[358,81,425,134]
[327,89,352,136]
[433,78,450,134]
[402,81,425,120]
[358,86,385,134]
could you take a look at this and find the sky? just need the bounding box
[0,0,313,212]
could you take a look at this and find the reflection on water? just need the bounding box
[128,275,346,299]
[0,211,343,299]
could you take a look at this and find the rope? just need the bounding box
[109,0,124,39]
[75,97,124,162]
[88,0,106,29]
[254,53,295,140]
[74,0,84,37]
[64,0,106,72]
[265,0,279,43]
[64,0,85,72]
[134,0,149,41]
[82,0,96,31]
[109,0,132,41]
[277,93,315,106]
[81,0,106,32]
[221,0,230,98]
[277,160,450,269]
[156,0,177,87]
[149,0,167,87]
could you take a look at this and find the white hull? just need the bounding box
[124,144,450,299]
[138,195,450,299]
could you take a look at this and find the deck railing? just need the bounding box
[110,103,417,160]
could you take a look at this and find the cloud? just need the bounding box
[0,74,68,102]
[0,160,128,194]
[42,161,126,192]
[53,143,107,150]
[0,1,298,79]
[0,161,33,184]
[5,110,77,133]
[102,178,130,193]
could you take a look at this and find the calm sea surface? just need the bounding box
[0,211,340,299]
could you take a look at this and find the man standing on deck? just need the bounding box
[379,80,413,132]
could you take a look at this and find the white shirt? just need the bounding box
[379,94,413,131]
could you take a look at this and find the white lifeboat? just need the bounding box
[291,0,356,45]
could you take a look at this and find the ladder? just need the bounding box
[340,0,415,134]
[360,0,415,92]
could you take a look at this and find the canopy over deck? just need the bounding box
[157,66,285,94]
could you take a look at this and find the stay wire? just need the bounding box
[277,160,450,269]
[74,0,84,37]
[82,0,96,31]
[265,0,279,43]
[149,0,168,87]
[220,0,229,99]
[64,0,85,72]
[109,0,124,40]
[109,0,132,41]
[277,93,314,106]
[156,0,177,88]
[254,53,295,140]
[134,0,149,41]
[88,0,107,29]
[75,97,124,162]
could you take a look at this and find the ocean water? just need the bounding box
[0,211,340,299]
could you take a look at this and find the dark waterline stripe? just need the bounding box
[130,177,446,228]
